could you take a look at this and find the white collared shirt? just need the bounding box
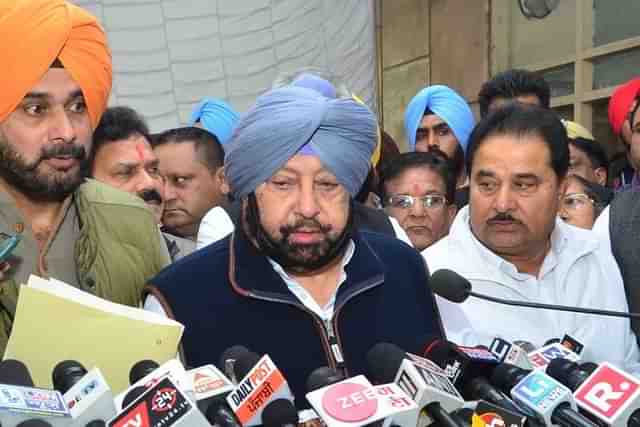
[267,241,355,322]
[422,206,640,375]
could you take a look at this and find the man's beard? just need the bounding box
[244,193,353,274]
[0,138,88,201]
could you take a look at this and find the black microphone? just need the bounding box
[51,360,88,394]
[121,385,147,409]
[305,366,345,392]
[233,351,262,381]
[85,421,106,427]
[261,399,299,427]
[0,359,34,386]
[219,345,250,383]
[204,399,241,427]
[425,341,530,418]
[546,358,597,391]
[431,269,640,320]
[15,420,52,427]
[129,359,159,385]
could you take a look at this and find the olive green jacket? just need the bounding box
[0,180,170,353]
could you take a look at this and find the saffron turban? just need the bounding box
[0,0,112,129]
[225,87,377,198]
[189,98,240,146]
[608,78,640,136]
[404,85,475,153]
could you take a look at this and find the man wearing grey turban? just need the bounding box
[144,87,445,409]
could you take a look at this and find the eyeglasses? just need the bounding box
[560,193,595,211]
[386,194,447,210]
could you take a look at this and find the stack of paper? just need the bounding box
[4,275,183,393]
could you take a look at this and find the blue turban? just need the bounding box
[404,85,475,153]
[225,87,377,198]
[189,98,240,145]
[291,73,337,98]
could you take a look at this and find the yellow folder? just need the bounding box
[4,275,184,394]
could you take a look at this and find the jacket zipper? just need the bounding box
[242,277,385,376]
[245,291,338,370]
[331,275,385,378]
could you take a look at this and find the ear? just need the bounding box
[216,166,230,195]
[446,204,458,228]
[558,175,569,198]
[594,167,607,186]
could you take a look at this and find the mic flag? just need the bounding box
[225,354,293,426]
[305,375,418,427]
[527,343,581,369]
[574,362,640,426]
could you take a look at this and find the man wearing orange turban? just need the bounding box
[0,0,169,353]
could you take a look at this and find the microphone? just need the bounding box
[489,338,533,370]
[61,366,117,426]
[121,386,147,410]
[423,340,500,391]
[114,359,191,410]
[431,269,640,320]
[225,352,295,426]
[527,343,581,370]
[424,340,527,418]
[107,375,210,427]
[572,362,640,427]
[261,399,299,427]
[0,360,71,427]
[546,359,597,392]
[219,345,251,384]
[306,366,346,393]
[16,421,53,427]
[186,364,238,427]
[0,359,34,386]
[366,342,465,427]
[510,369,599,427]
[305,374,418,427]
[52,360,88,395]
[472,400,527,427]
[129,360,159,385]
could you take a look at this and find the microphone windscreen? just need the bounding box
[366,342,406,384]
[546,358,578,383]
[429,269,471,303]
[0,359,34,386]
[218,345,250,372]
[261,398,299,427]
[16,420,52,427]
[512,340,536,353]
[305,366,344,393]
[52,360,88,394]
[85,421,107,427]
[490,362,528,391]
[121,385,147,409]
[129,359,159,385]
[233,351,261,381]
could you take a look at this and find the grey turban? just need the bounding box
[225,87,377,198]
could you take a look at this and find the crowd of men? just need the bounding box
[5,0,640,412]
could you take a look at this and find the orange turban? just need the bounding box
[0,0,112,129]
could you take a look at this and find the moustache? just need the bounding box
[488,212,521,224]
[281,218,331,236]
[139,189,163,204]
[41,142,86,161]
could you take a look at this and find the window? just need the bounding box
[492,0,640,158]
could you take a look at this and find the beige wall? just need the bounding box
[378,0,489,152]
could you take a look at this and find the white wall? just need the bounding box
[72,0,377,132]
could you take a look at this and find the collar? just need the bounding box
[228,228,385,306]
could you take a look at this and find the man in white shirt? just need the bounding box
[423,104,640,374]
